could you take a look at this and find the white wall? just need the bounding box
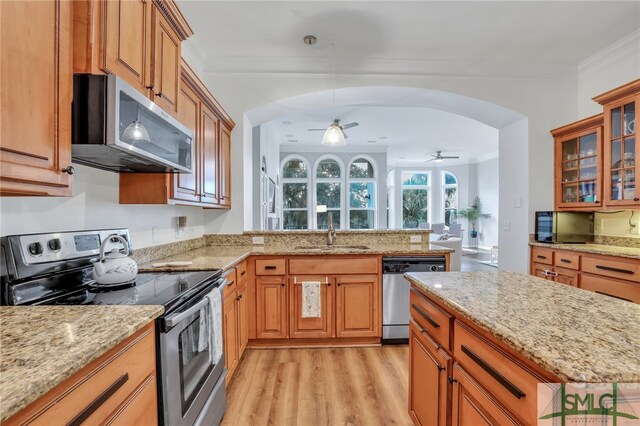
[577,30,640,117]
[475,157,500,249]
[0,165,205,248]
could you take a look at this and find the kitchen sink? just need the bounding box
[294,245,370,251]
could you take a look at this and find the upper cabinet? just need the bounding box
[73,0,193,119]
[594,79,640,208]
[119,60,235,209]
[0,0,74,196]
[551,115,603,210]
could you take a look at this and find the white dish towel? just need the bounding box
[301,281,321,318]
[209,287,223,364]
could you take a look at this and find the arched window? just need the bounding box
[314,156,343,229]
[402,171,431,229]
[281,156,310,229]
[348,156,377,229]
[442,171,458,226]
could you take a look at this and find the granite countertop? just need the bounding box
[405,271,640,383]
[0,305,164,422]
[529,241,640,259]
[139,243,454,272]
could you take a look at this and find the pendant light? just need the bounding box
[320,39,346,147]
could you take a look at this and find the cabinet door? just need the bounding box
[290,275,333,339]
[223,295,239,382]
[0,0,73,196]
[103,0,151,94]
[603,93,640,207]
[219,124,232,207]
[200,104,219,205]
[554,267,579,287]
[409,321,450,426]
[530,263,553,280]
[335,275,380,338]
[171,80,200,202]
[256,277,288,339]
[151,7,180,118]
[451,364,520,426]
[237,283,249,356]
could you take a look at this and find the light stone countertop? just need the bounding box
[0,305,164,422]
[405,271,640,383]
[529,241,640,259]
[138,243,454,272]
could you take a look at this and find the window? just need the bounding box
[348,157,376,229]
[315,157,343,229]
[281,157,309,229]
[402,172,430,229]
[442,171,458,226]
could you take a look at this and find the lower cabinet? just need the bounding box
[451,364,520,426]
[6,323,157,425]
[223,292,239,384]
[256,276,288,339]
[409,320,450,426]
[222,262,249,384]
[290,275,333,339]
[335,275,380,338]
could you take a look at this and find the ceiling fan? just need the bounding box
[425,151,460,163]
[308,119,359,139]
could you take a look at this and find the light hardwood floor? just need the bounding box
[223,346,412,426]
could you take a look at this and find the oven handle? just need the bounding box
[164,278,227,328]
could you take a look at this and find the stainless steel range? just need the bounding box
[0,229,227,426]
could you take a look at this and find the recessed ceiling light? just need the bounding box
[367,140,376,144]
[282,121,292,125]
[285,134,294,138]
[287,139,298,143]
[379,136,388,140]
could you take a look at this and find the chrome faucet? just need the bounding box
[327,212,336,245]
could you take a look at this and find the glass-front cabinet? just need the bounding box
[551,115,603,210]
[594,79,640,208]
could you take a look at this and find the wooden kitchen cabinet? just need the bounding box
[222,262,249,384]
[594,79,640,208]
[335,274,380,338]
[219,125,233,207]
[0,0,74,196]
[119,60,234,208]
[5,323,158,425]
[256,276,288,339]
[223,289,239,384]
[151,6,181,117]
[409,320,450,426]
[550,115,603,210]
[290,275,333,339]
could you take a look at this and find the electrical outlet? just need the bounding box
[252,236,265,245]
[410,235,422,243]
[503,220,511,231]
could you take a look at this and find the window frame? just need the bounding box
[401,170,432,229]
[313,154,345,229]
[347,155,378,229]
[441,170,459,227]
[280,155,311,230]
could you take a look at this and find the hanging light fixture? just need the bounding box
[321,119,346,146]
[122,120,151,144]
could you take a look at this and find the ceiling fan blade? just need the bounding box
[341,122,359,130]
[308,128,326,131]
[441,156,460,159]
[424,158,437,163]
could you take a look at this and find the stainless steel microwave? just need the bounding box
[72,74,194,173]
[535,211,594,244]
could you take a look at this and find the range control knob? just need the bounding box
[47,238,62,252]
[430,265,439,272]
[28,242,44,256]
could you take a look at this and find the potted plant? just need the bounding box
[457,197,491,238]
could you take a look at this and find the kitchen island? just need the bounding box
[405,271,640,425]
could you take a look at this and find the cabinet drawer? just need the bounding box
[223,268,237,299]
[236,261,247,282]
[453,321,542,425]
[554,251,580,270]
[289,257,378,275]
[580,274,640,303]
[255,259,286,275]
[25,326,156,425]
[582,255,640,282]
[530,246,553,265]
[410,289,453,351]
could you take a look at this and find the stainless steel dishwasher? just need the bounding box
[382,256,446,343]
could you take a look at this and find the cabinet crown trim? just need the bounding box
[549,113,603,138]
[153,0,194,40]
[592,79,640,105]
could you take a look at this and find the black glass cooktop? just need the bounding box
[6,270,221,313]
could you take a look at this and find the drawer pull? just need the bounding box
[536,255,546,259]
[240,271,246,276]
[595,265,634,275]
[227,280,235,287]
[67,373,129,426]
[461,345,525,399]
[412,304,440,328]
[559,258,572,264]
[264,265,277,270]
[595,291,632,303]
[448,376,457,384]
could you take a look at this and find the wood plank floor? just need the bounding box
[222,346,412,426]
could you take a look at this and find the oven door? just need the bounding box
[159,282,226,426]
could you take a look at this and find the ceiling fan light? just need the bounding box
[321,124,346,147]
[434,157,443,163]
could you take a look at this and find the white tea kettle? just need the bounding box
[92,235,138,286]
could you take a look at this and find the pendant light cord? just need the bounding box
[331,40,336,122]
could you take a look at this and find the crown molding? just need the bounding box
[578,30,640,76]
[550,113,604,138]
